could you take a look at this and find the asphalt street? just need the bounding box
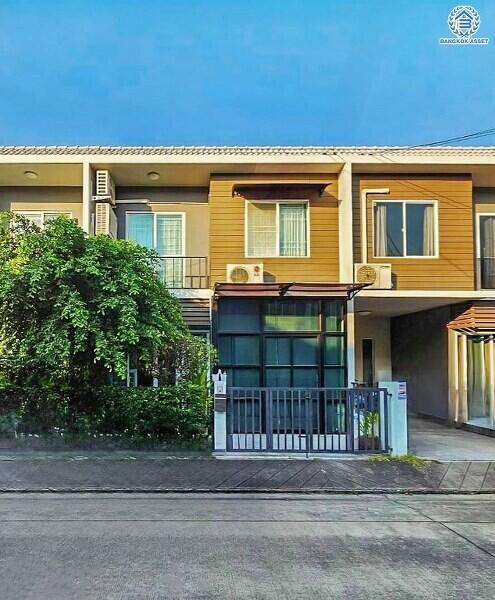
[0,493,494,599]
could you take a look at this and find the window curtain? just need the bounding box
[127,213,153,249]
[482,216,495,258]
[247,203,277,256]
[374,204,388,256]
[481,216,495,288]
[279,203,307,256]
[467,337,486,420]
[156,214,183,287]
[422,205,435,256]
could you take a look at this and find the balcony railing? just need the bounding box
[477,257,495,289]
[157,256,209,289]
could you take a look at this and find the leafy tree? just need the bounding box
[0,213,212,395]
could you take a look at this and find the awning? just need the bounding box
[214,282,367,299]
[448,302,495,335]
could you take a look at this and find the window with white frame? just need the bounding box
[126,212,185,287]
[14,211,72,226]
[246,201,309,257]
[373,200,438,258]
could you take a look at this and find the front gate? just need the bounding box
[226,387,388,453]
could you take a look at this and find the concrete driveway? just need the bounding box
[409,415,495,461]
[0,493,494,599]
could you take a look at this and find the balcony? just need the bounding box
[477,257,495,289]
[157,256,209,289]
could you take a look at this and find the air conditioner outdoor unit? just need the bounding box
[354,263,392,289]
[95,202,118,238]
[226,263,264,284]
[93,170,116,205]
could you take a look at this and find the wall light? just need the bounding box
[357,310,372,317]
[24,170,38,180]
[147,171,160,181]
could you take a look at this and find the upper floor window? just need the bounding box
[373,200,438,258]
[126,212,184,255]
[245,201,309,258]
[126,212,185,288]
[14,211,71,227]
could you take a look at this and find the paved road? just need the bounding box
[0,493,494,599]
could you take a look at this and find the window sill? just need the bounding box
[372,256,439,260]
[245,255,312,259]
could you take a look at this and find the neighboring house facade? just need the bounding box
[1,145,494,439]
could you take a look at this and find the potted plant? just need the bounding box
[359,410,380,450]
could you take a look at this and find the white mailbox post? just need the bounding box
[212,370,227,452]
[379,381,408,457]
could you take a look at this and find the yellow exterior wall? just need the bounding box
[353,175,474,290]
[209,174,339,285]
[0,186,83,223]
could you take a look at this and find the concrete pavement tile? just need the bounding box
[2,518,495,599]
[460,461,490,491]
[482,462,495,491]
[0,495,427,523]
[444,522,495,557]
[439,462,470,491]
[393,497,495,523]
[278,461,328,490]
[261,461,313,488]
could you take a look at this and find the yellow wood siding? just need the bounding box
[209,174,339,286]
[353,176,474,290]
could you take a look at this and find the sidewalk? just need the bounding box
[0,453,494,493]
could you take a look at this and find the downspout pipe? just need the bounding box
[360,188,389,263]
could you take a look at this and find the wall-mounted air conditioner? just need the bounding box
[226,263,264,284]
[95,202,118,238]
[93,170,116,205]
[354,263,392,289]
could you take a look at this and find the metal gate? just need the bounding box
[226,387,388,453]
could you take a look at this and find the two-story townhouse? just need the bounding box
[1,146,494,449]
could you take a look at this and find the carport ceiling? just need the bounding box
[354,295,469,318]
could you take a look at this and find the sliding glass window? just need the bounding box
[126,212,184,287]
[373,201,437,258]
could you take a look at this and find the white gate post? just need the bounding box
[212,370,227,452]
[379,381,408,456]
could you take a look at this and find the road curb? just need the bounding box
[1,487,494,494]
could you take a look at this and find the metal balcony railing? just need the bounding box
[157,256,208,289]
[477,257,495,289]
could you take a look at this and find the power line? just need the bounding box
[376,126,495,153]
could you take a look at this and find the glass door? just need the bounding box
[156,214,184,288]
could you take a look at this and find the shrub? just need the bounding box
[1,383,70,433]
[0,383,211,442]
[87,384,211,440]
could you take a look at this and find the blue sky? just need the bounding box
[0,0,494,146]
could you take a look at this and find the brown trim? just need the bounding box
[214,282,367,299]
[448,301,495,334]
